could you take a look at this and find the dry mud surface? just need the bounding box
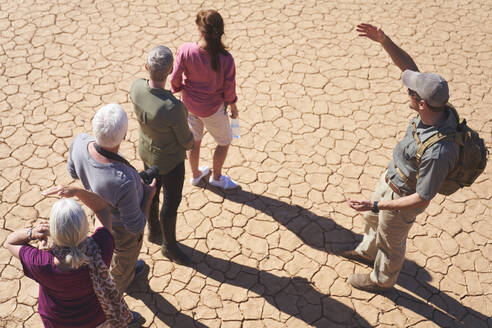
[0,0,491,327]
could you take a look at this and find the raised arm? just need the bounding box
[5,223,50,259]
[357,23,419,72]
[43,186,112,231]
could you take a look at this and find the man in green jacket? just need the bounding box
[130,46,194,265]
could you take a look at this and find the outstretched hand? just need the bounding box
[42,185,79,198]
[356,23,386,43]
[346,197,372,212]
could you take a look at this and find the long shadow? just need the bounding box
[203,184,362,252]
[204,185,491,328]
[127,274,208,328]
[393,261,491,328]
[181,244,371,327]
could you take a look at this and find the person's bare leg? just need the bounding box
[188,140,203,179]
[212,144,230,181]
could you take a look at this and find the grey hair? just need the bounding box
[92,104,128,148]
[50,198,90,269]
[147,46,173,82]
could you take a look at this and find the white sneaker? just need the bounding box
[209,175,238,190]
[190,166,210,186]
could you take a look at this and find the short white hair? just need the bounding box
[92,104,128,148]
[50,198,90,269]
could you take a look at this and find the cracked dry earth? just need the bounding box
[0,0,491,327]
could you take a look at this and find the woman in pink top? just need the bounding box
[171,9,239,190]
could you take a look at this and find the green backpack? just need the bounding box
[403,104,488,195]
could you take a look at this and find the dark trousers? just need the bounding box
[145,161,185,223]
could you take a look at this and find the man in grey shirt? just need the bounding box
[337,24,459,293]
[68,104,156,292]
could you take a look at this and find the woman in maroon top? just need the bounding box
[5,186,145,328]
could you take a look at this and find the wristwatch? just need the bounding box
[371,201,379,213]
[27,228,33,241]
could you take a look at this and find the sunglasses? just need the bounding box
[407,89,422,101]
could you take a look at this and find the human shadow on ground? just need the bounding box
[127,273,208,328]
[203,184,362,252]
[180,244,371,327]
[204,185,491,328]
[392,261,490,328]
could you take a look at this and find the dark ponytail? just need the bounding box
[196,10,227,71]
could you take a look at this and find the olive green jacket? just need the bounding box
[130,78,193,174]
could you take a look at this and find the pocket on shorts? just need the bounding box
[211,103,226,117]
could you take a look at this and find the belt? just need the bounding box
[385,174,405,196]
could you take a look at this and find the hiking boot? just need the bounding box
[161,244,192,266]
[348,273,391,293]
[332,245,375,266]
[147,229,162,245]
[160,215,192,266]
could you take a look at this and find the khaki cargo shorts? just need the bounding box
[188,103,232,146]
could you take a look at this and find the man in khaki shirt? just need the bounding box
[130,46,194,265]
[337,24,458,293]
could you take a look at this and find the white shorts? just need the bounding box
[188,104,232,146]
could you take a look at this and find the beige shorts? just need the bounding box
[188,104,232,146]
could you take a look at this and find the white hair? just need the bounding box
[50,198,90,269]
[92,104,128,148]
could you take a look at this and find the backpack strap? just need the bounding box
[411,120,421,147]
[414,132,452,166]
[394,163,410,184]
[398,113,457,185]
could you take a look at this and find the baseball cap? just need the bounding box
[147,46,173,73]
[402,70,449,107]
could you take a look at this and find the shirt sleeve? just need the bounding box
[172,103,194,150]
[223,54,237,105]
[92,227,114,266]
[19,245,52,282]
[67,139,79,179]
[170,47,185,93]
[416,142,458,200]
[115,179,146,234]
